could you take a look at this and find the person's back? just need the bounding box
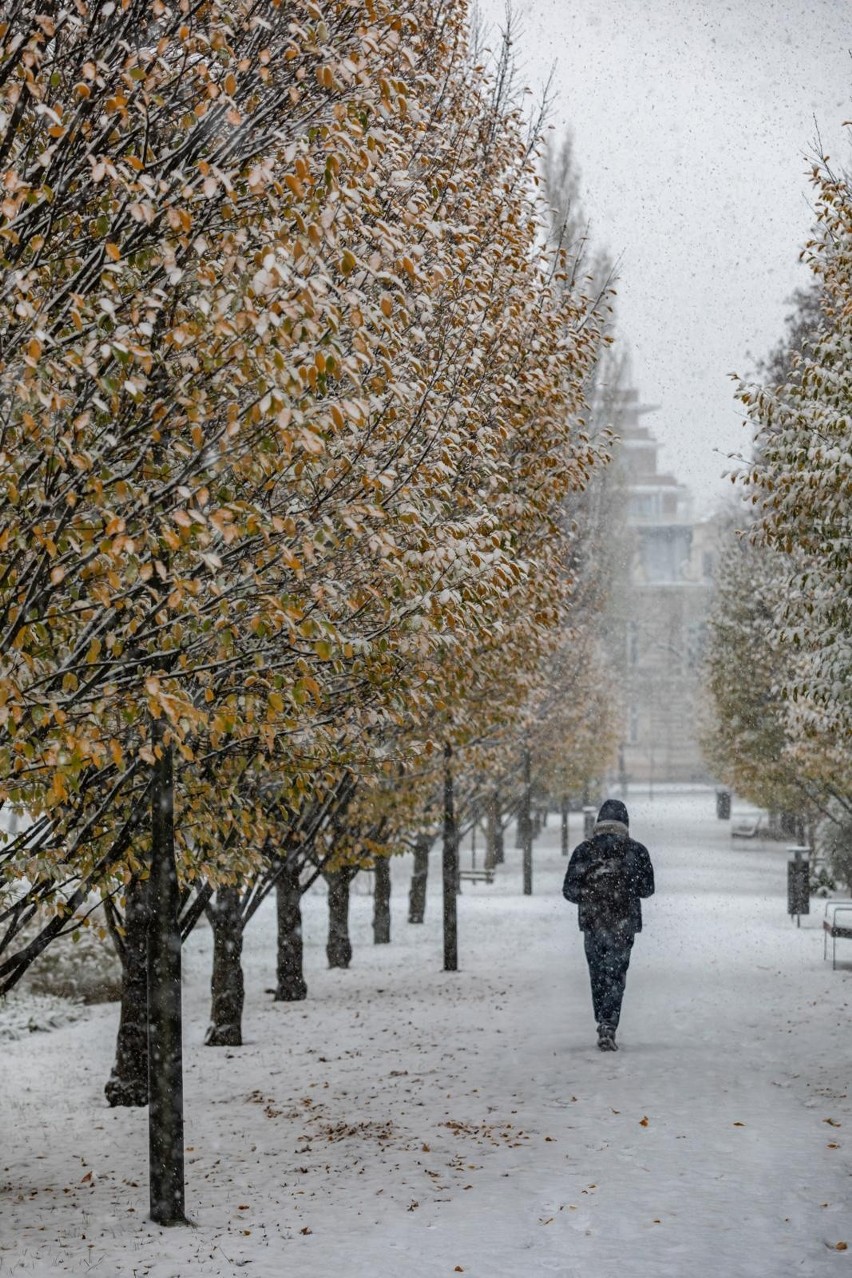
[562,799,654,1051]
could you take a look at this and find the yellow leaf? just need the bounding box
[105,243,121,261]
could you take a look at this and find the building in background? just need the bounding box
[608,391,719,788]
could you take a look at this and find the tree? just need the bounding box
[701,509,810,820]
[737,149,852,809]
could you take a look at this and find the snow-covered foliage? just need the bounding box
[14,911,121,1004]
[738,154,852,800]
[709,150,852,831]
[0,990,86,1041]
[816,800,852,892]
[701,512,806,816]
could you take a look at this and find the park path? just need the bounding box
[1,788,850,1276]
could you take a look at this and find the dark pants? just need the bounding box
[583,926,635,1028]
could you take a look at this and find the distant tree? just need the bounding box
[757,283,823,391]
[700,510,809,819]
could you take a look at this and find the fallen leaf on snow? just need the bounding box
[733,1122,745,1127]
[639,1117,649,1127]
[835,1242,848,1251]
[823,1118,841,1127]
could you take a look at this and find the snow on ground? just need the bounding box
[1,788,850,1277]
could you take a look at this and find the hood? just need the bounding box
[596,798,629,828]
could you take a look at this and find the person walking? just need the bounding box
[562,799,655,1051]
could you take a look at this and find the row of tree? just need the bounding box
[702,146,852,878]
[1,0,621,1221]
[0,0,612,981]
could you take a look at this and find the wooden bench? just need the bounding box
[458,868,495,886]
[823,901,852,969]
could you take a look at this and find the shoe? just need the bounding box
[597,1023,618,1052]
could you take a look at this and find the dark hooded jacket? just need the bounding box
[562,819,655,933]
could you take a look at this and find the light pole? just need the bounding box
[521,746,532,896]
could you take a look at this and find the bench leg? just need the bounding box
[833,933,837,971]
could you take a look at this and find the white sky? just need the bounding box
[476,0,852,514]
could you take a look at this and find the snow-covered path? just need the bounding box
[1,789,850,1276]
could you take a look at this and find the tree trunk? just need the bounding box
[494,820,505,865]
[561,795,570,857]
[521,747,533,896]
[326,869,353,969]
[105,876,150,1108]
[485,793,498,872]
[274,857,308,1001]
[408,834,430,923]
[204,887,244,1047]
[780,810,798,839]
[373,856,391,944]
[147,732,186,1226]
[442,744,458,971]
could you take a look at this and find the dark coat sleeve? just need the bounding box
[562,843,591,903]
[629,842,655,899]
